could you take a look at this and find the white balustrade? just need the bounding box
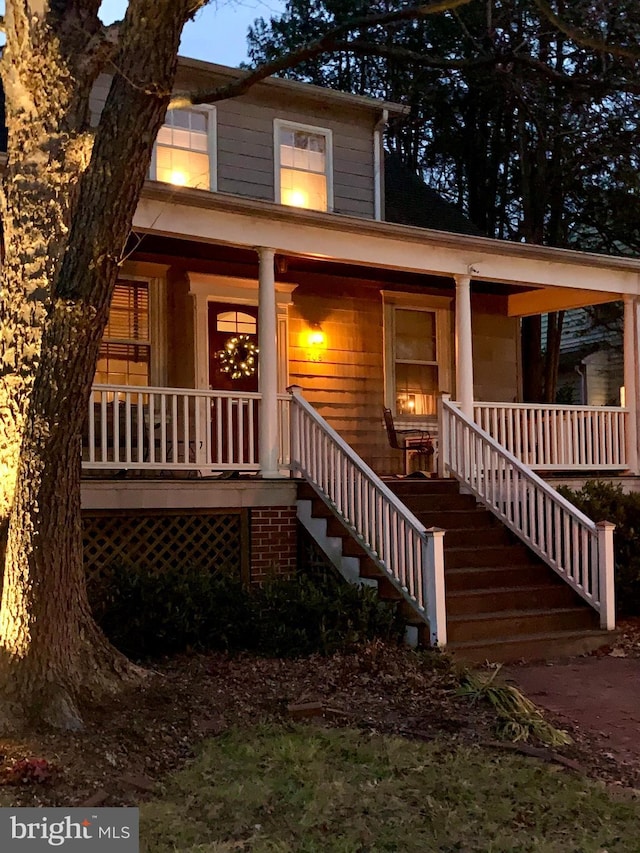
[84,384,290,472]
[441,396,616,629]
[289,386,446,645]
[473,402,628,470]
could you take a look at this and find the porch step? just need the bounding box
[445,544,538,569]
[447,629,611,664]
[447,606,598,644]
[447,583,580,615]
[413,509,500,529]
[446,564,561,591]
[443,526,514,548]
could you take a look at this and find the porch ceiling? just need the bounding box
[507,286,623,317]
[135,185,640,296]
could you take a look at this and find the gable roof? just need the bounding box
[384,152,483,236]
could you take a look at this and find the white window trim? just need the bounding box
[382,291,453,417]
[273,118,334,212]
[150,104,217,192]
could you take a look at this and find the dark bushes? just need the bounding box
[88,563,404,660]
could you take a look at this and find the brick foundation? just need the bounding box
[250,505,298,584]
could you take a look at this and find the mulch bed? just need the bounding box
[1,639,639,807]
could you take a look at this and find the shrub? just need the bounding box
[252,572,405,658]
[88,563,404,660]
[558,480,640,616]
[89,561,252,659]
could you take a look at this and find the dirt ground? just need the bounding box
[1,628,640,808]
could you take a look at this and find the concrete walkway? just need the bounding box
[504,657,640,765]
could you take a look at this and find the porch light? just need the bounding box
[620,386,626,407]
[303,325,326,361]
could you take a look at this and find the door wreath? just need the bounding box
[216,334,259,380]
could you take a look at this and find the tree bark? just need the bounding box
[0,0,197,730]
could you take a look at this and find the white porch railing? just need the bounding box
[83,384,290,471]
[440,396,616,629]
[289,386,447,645]
[473,402,628,470]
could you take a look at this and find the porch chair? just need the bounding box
[383,407,435,475]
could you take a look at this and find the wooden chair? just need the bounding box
[383,407,435,475]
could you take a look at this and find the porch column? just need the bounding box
[454,274,474,418]
[623,296,639,474]
[257,247,281,477]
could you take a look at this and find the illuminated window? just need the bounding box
[393,309,438,416]
[152,107,215,190]
[95,280,150,387]
[383,294,453,418]
[216,311,257,334]
[275,120,332,212]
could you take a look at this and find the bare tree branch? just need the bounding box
[334,39,640,95]
[533,0,640,62]
[170,0,476,108]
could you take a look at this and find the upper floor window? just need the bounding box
[274,120,333,212]
[151,107,216,191]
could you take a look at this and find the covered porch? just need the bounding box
[82,187,640,480]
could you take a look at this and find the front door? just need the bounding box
[208,303,260,465]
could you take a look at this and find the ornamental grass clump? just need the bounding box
[457,666,572,747]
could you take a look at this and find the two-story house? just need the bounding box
[76,57,640,660]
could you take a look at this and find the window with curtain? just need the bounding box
[393,308,439,416]
[95,280,150,387]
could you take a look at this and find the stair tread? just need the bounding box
[447,564,548,574]
[447,605,591,623]
[448,627,608,649]
[447,583,574,598]
[446,543,526,552]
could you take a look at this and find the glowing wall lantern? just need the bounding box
[303,325,327,361]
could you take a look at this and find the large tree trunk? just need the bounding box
[0,0,198,729]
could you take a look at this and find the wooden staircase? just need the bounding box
[298,478,611,662]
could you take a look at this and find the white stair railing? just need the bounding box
[289,386,447,645]
[474,402,628,470]
[440,395,616,630]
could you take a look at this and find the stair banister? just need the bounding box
[288,386,447,645]
[439,394,616,630]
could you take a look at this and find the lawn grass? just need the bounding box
[142,724,640,852]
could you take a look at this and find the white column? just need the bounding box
[454,274,474,418]
[257,247,281,477]
[623,296,638,474]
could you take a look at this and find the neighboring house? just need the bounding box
[6,58,640,659]
[555,307,623,406]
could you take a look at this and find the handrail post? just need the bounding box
[288,385,302,478]
[424,528,446,646]
[437,394,451,479]
[596,520,616,630]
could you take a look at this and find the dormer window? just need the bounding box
[151,107,216,191]
[274,120,333,212]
